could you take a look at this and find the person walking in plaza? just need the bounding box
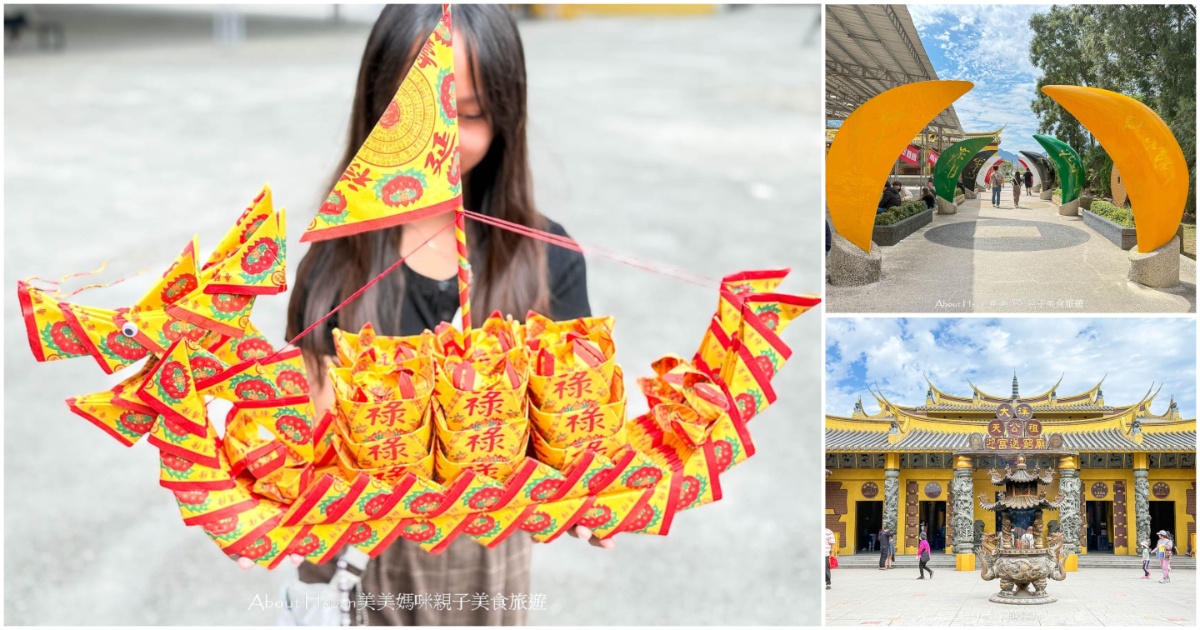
[825,528,837,590]
[1024,168,1033,190]
[1156,531,1173,583]
[868,530,877,552]
[916,533,934,580]
[1012,170,1023,207]
[989,165,1003,207]
[1141,540,1152,579]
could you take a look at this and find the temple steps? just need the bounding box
[1078,554,1195,569]
[834,553,957,568]
[832,552,1196,569]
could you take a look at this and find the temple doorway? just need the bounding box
[856,501,883,552]
[918,500,947,551]
[1149,501,1177,545]
[1086,500,1115,553]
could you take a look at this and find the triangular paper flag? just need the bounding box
[202,208,287,295]
[203,185,275,271]
[301,4,461,242]
[137,237,201,312]
[17,280,90,362]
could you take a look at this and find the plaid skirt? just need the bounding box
[298,533,533,626]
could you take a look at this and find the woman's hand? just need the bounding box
[234,553,307,570]
[568,525,616,550]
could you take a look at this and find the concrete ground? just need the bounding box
[827,189,1197,313]
[4,5,824,626]
[826,566,1197,626]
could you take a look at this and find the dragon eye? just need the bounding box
[121,322,139,338]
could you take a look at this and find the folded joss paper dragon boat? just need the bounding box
[16,4,819,568]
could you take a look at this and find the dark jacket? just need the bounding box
[878,187,903,210]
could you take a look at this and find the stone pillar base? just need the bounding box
[956,553,976,571]
[936,196,958,215]
[962,188,976,200]
[1058,199,1079,216]
[1129,236,1181,288]
[1040,189,1054,200]
[827,232,882,286]
[1064,553,1078,572]
[1033,184,1042,193]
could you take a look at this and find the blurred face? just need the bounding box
[454,30,493,176]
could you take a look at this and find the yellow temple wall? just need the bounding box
[895,469,953,555]
[825,469,882,555]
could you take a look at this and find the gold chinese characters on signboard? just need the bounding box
[977,403,1055,451]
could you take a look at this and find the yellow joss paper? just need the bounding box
[434,443,526,484]
[434,407,528,463]
[333,324,437,368]
[434,312,523,358]
[531,422,627,471]
[435,348,528,431]
[530,367,627,449]
[332,356,435,439]
[336,414,433,469]
[335,440,434,486]
[524,314,615,351]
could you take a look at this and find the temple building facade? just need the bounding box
[825,374,1196,571]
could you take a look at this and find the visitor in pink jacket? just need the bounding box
[917,533,934,580]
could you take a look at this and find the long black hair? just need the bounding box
[287,5,549,366]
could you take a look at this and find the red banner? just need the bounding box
[899,144,920,166]
[927,150,939,166]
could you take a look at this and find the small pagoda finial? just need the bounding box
[1015,454,1027,469]
[1012,370,1019,401]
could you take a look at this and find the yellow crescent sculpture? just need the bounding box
[1042,86,1188,253]
[826,80,973,252]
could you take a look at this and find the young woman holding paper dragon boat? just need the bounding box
[289,5,598,623]
[15,4,820,626]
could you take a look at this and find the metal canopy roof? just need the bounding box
[825,4,962,135]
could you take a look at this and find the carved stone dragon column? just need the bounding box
[952,456,976,556]
[1058,456,1083,556]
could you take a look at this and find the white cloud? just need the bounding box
[827,318,1197,420]
[907,5,1054,154]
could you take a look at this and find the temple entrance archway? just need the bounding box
[1087,501,1115,553]
[919,500,947,551]
[1150,501,1177,545]
[856,501,883,552]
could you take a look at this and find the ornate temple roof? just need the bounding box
[824,425,1196,453]
[912,373,1115,412]
[827,378,1194,455]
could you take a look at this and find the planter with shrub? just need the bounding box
[1083,200,1137,249]
[872,200,932,246]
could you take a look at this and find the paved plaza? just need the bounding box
[4,5,822,626]
[826,566,1196,626]
[827,189,1197,313]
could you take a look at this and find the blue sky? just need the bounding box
[908,5,1051,156]
[827,318,1197,420]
